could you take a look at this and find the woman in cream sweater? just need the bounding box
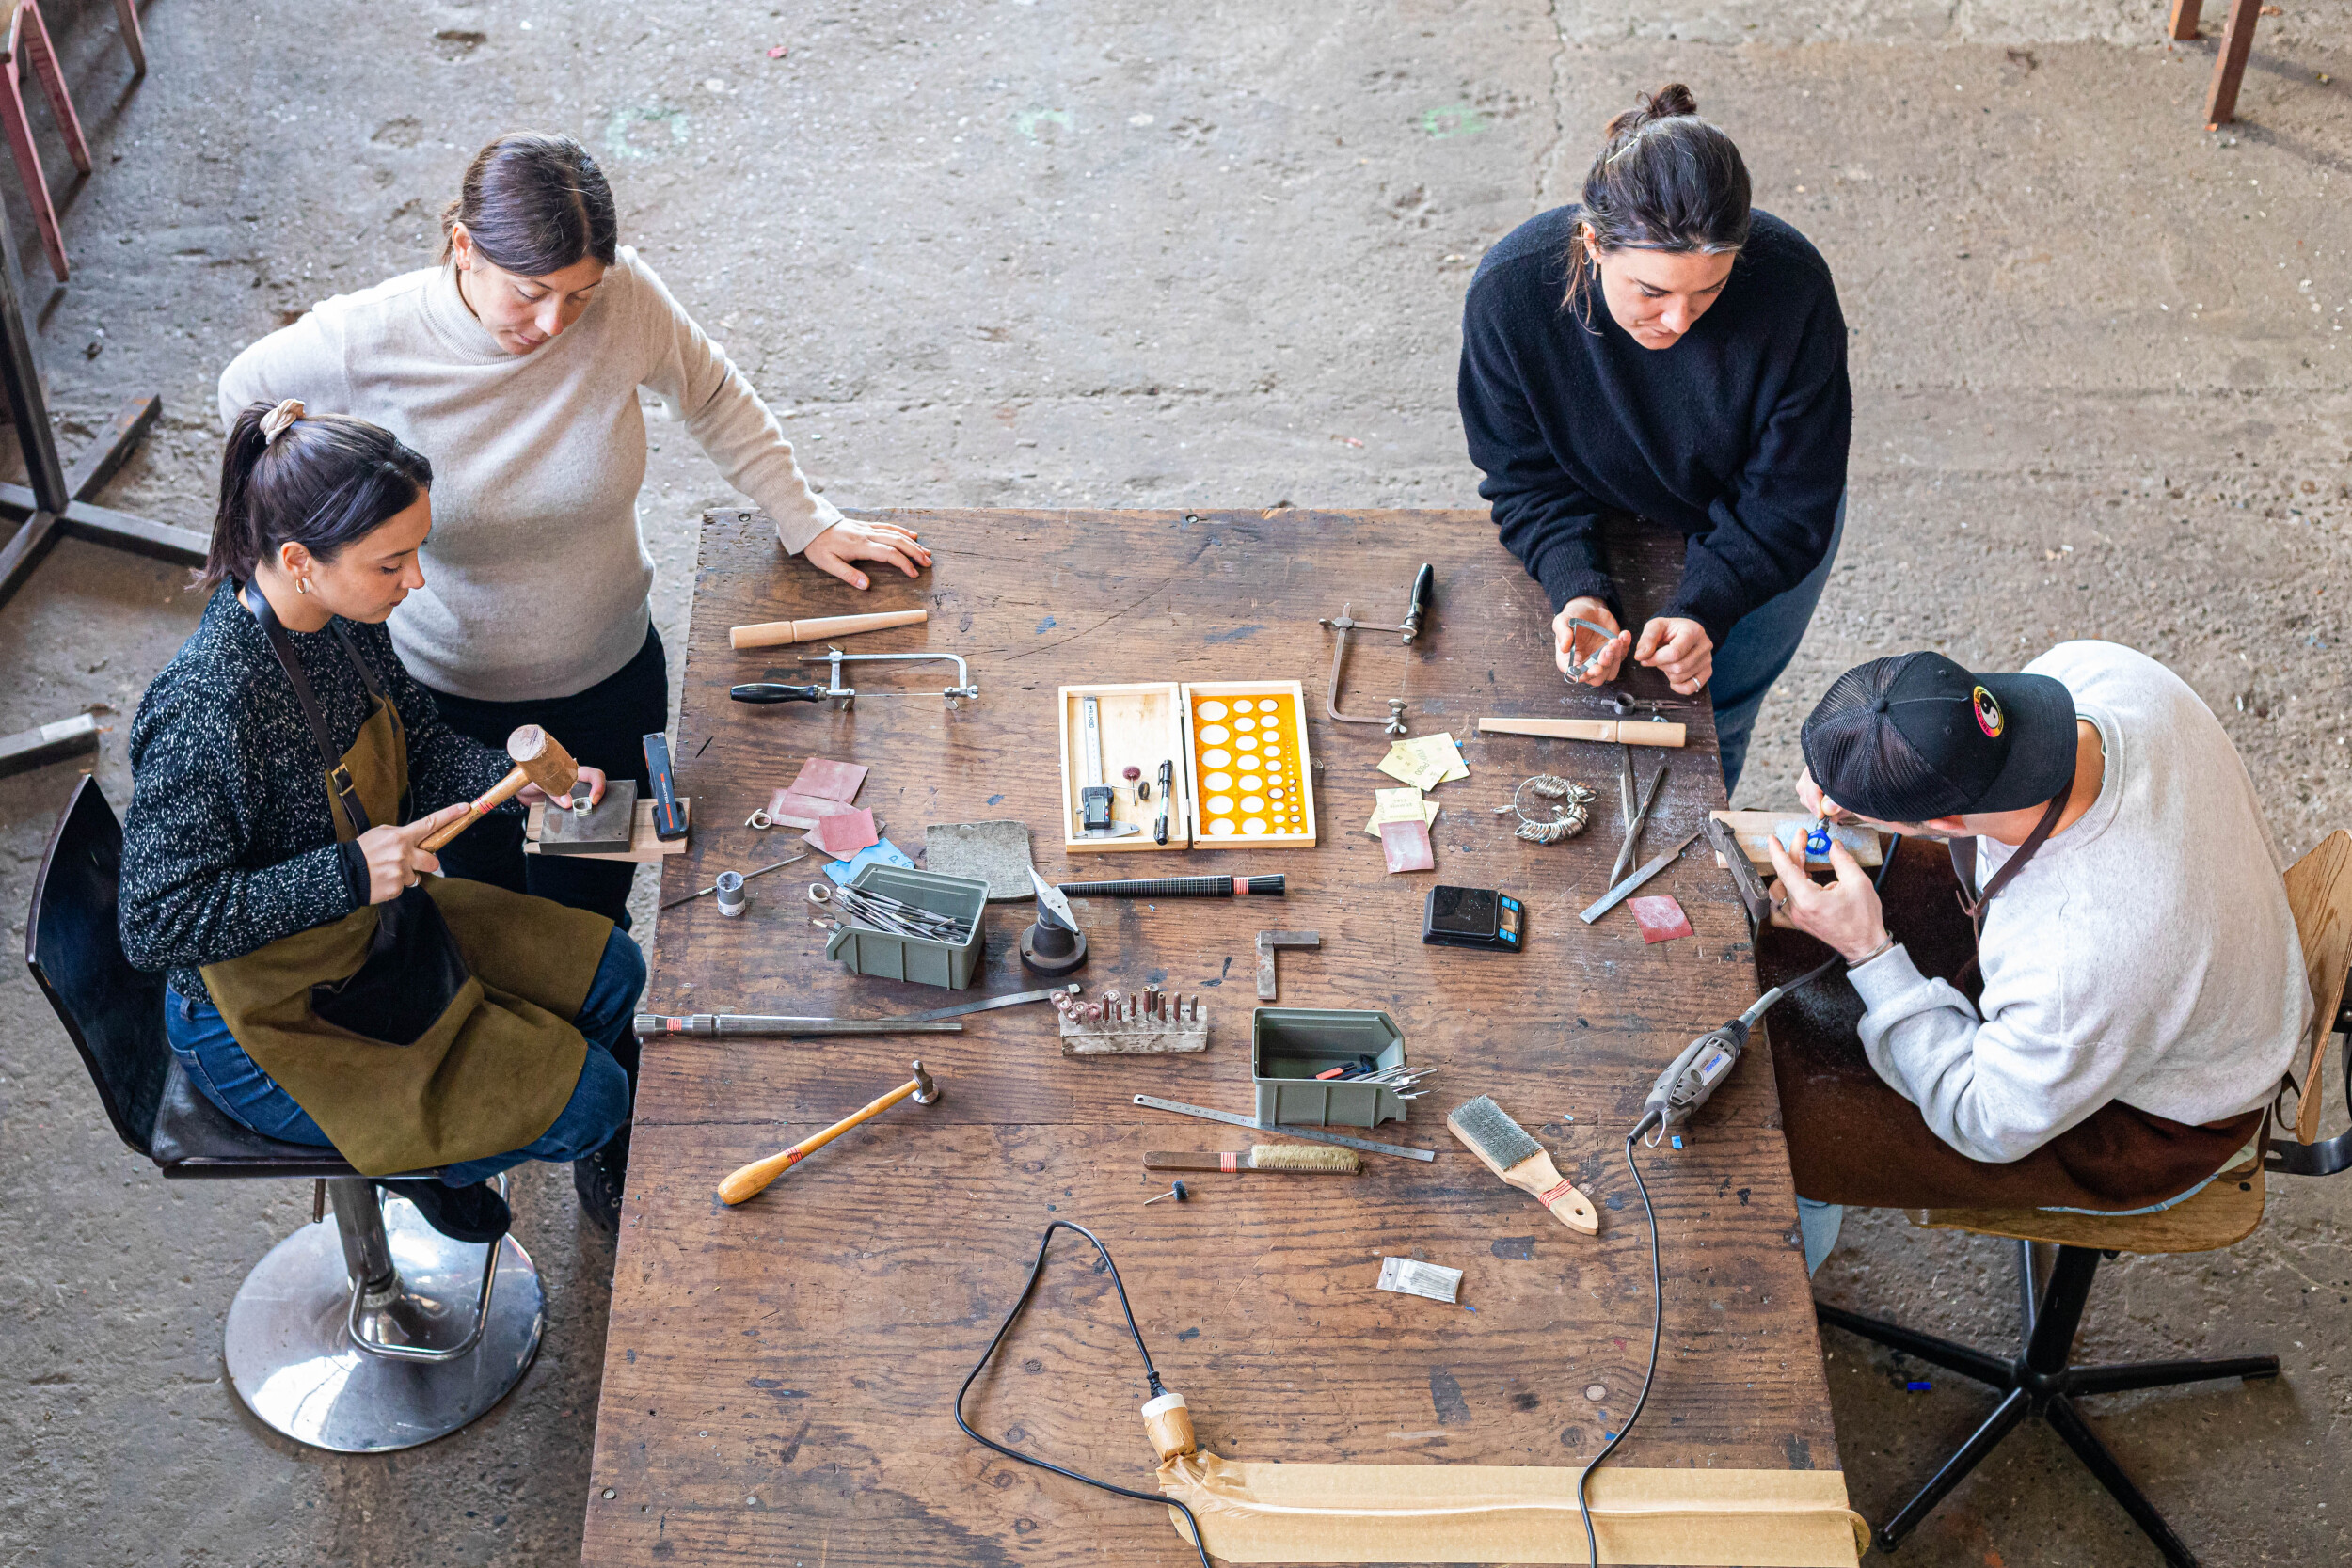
[219,131,928,923]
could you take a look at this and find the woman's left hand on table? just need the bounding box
[520,765,606,809]
[804,519,932,590]
[1635,616,1713,694]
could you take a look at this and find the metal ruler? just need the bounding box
[1133,1094,1437,1162]
[638,987,1075,1037]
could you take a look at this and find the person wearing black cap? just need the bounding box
[1764,641,2311,1271]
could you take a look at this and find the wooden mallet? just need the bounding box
[421,724,580,851]
[730,608,928,650]
[718,1062,941,1205]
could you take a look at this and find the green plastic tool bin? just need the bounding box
[1251,1007,1408,1128]
[823,865,989,989]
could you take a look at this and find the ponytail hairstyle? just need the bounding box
[439,131,618,276]
[1564,85,1752,323]
[199,401,434,591]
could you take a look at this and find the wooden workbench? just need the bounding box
[580,509,1843,1567]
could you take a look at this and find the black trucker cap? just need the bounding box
[1799,652,2077,823]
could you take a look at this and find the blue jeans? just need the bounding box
[165,927,645,1186]
[1706,496,1847,800]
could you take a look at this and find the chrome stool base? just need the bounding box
[223,1185,544,1452]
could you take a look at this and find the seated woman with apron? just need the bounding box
[119,399,644,1243]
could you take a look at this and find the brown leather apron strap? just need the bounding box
[1946,790,2070,987]
[239,580,382,839]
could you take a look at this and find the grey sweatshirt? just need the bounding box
[218,249,842,702]
[1847,641,2312,1164]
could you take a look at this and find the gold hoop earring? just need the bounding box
[295,578,311,594]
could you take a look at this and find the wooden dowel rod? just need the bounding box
[1476,717,1686,748]
[730,608,929,650]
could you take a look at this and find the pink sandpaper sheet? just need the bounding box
[791,756,867,803]
[1379,817,1435,874]
[767,787,864,831]
[805,806,880,860]
[1628,895,1692,944]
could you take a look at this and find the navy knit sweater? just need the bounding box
[1457,205,1851,644]
[120,585,517,1005]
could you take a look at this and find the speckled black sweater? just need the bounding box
[120,584,517,1005]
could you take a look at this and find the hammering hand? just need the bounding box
[359,804,470,901]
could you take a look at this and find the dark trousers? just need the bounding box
[429,624,667,929]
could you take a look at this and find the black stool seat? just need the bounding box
[149,1056,363,1178]
[28,775,540,1452]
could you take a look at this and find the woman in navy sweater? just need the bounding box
[1459,85,1850,794]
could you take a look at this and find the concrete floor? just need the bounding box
[0,0,2346,1563]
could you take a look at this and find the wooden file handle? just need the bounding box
[420,725,580,851]
[730,608,929,650]
[1476,717,1686,748]
[718,1069,935,1205]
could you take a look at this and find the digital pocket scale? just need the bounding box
[1422,885,1525,952]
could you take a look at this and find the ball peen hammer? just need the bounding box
[717,1061,942,1205]
[421,725,580,851]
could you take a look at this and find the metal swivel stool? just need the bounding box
[1779,830,2352,1565]
[24,776,547,1452]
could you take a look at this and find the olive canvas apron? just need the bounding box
[199,591,610,1177]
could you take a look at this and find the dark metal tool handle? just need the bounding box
[1058,875,1284,898]
[729,683,828,704]
[643,732,688,841]
[1402,562,1434,642]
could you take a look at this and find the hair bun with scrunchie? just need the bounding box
[260,398,306,446]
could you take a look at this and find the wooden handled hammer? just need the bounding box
[718,1062,942,1205]
[421,725,580,851]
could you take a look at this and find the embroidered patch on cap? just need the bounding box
[1972,685,2005,738]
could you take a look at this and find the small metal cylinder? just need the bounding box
[714,871,747,918]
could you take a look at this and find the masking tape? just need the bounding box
[1157,1450,1865,1566]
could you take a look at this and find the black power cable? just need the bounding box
[1574,1127,1662,1568]
[954,1220,1215,1568]
[963,841,1911,1568]
[1576,834,1905,1566]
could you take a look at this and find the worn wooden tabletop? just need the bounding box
[580,508,1839,1567]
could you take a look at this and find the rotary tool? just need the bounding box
[1632,952,1842,1144]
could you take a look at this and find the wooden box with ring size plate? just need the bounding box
[1055,680,1319,854]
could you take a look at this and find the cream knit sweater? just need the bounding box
[219,248,841,701]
